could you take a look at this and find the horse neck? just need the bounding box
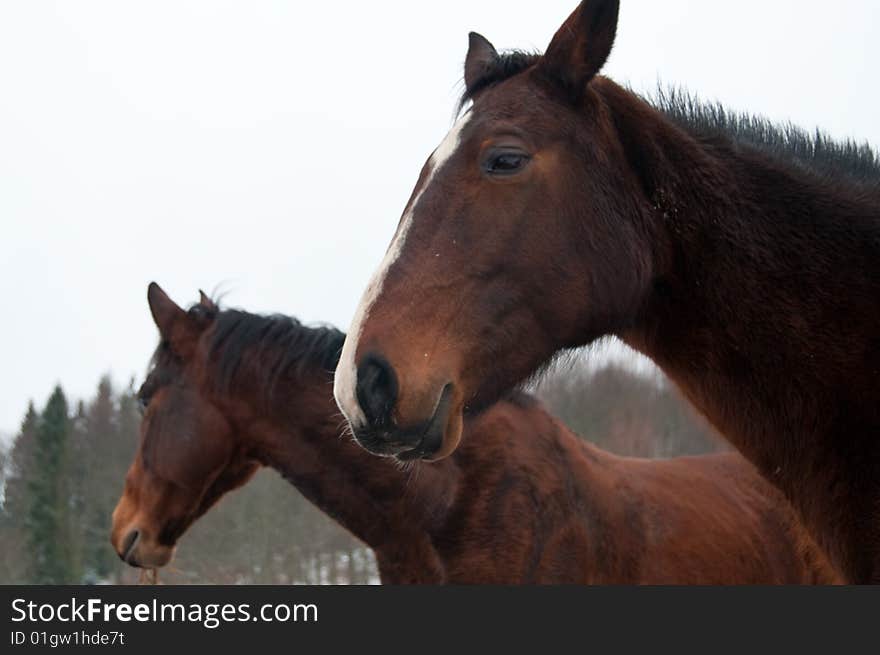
[600,80,880,580]
[207,340,459,551]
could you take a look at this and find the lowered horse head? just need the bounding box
[335,0,652,459]
[110,284,259,568]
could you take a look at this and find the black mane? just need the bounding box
[458,50,879,187]
[652,87,880,187]
[205,305,345,401]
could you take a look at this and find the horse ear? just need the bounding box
[198,289,218,313]
[536,0,619,102]
[147,282,199,357]
[464,32,499,95]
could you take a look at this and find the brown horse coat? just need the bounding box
[333,0,880,582]
[110,286,839,584]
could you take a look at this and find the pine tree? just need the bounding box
[0,442,11,582]
[79,376,125,581]
[4,402,38,512]
[0,403,39,583]
[26,386,76,584]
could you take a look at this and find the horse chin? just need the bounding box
[123,538,176,569]
[133,546,175,569]
[350,382,465,461]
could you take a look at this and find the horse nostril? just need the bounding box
[356,354,398,428]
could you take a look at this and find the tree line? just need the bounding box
[0,359,722,585]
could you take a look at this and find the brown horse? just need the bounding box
[111,284,839,583]
[334,0,880,581]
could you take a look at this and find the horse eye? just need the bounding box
[483,150,530,176]
[137,396,150,415]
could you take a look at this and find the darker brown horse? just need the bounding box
[334,0,880,582]
[110,284,838,583]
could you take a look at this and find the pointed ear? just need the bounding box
[464,32,499,96]
[536,0,619,103]
[147,282,199,357]
[198,289,218,313]
[148,282,185,337]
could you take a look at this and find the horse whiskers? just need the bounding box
[336,420,356,443]
[336,421,355,441]
[404,461,420,490]
[397,457,418,477]
[163,563,185,582]
[332,410,358,440]
[138,568,159,585]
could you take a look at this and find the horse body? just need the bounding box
[437,401,836,584]
[334,0,879,580]
[111,286,839,584]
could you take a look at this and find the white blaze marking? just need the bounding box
[334,112,472,429]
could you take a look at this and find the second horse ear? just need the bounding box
[536,0,620,103]
[147,282,200,358]
[198,289,218,313]
[464,32,499,96]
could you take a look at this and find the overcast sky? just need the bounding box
[1,0,878,437]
